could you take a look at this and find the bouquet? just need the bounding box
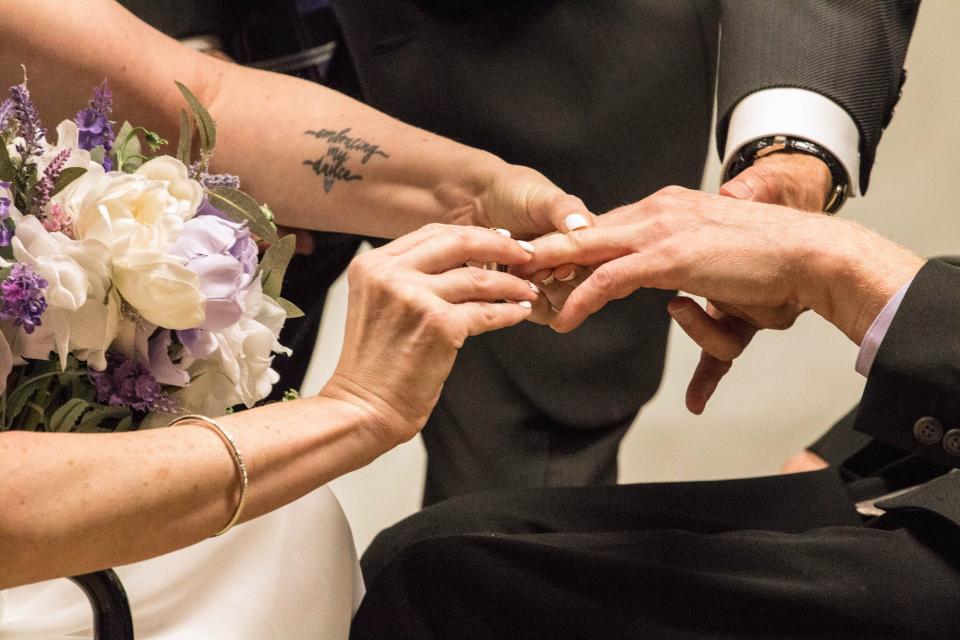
[0,74,300,432]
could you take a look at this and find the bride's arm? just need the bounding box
[0,225,538,589]
[0,0,589,239]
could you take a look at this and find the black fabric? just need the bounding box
[855,259,960,470]
[335,0,717,503]
[715,1,920,193]
[353,470,960,639]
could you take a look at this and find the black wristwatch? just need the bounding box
[723,135,850,214]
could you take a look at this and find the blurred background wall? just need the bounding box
[304,0,960,553]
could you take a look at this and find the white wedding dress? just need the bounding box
[0,487,364,639]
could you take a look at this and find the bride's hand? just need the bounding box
[322,224,538,446]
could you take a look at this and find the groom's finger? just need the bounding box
[515,228,634,278]
[551,252,664,332]
[402,227,534,273]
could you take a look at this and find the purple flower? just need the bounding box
[9,83,45,157]
[30,148,70,216]
[75,81,114,170]
[0,263,48,334]
[170,214,257,331]
[88,350,173,413]
[189,162,241,189]
[0,98,13,131]
[0,183,12,247]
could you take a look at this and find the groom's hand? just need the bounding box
[323,225,537,447]
[519,185,923,405]
[680,152,831,412]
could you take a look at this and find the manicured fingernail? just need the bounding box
[528,281,540,294]
[517,240,535,253]
[556,270,576,282]
[564,213,588,231]
[723,180,752,200]
[518,300,533,309]
[540,275,556,287]
[493,227,512,238]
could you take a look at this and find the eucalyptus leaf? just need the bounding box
[207,187,280,245]
[0,141,14,183]
[175,82,216,161]
[278,296,305,318]
[51,167,86,196]
[176,108,193,165]
[50,398,91,432]
[75,405,131,433]
[260,234,296,300]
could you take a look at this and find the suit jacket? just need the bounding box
[849,259,960,529]
[333,0,918,426]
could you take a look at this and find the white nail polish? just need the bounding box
[528,281,540,294]
[517,240,535,253]
[518,300,533,309]
[556,271,576,282]
[550,304,562,313]
[540,275,556,287]
[493,227,512,238]
[564,213,588,231]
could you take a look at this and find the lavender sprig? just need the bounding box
[88,351,174,413]
[9,83,45,157]
[0,263,48,334]
[0,99,13,132]
[30,148,70,217]
[75,80,115,170]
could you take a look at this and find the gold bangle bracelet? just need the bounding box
[169,414,249,537]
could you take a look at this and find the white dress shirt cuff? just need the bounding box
[722,88,861,196]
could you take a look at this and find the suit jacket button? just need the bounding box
[943,429,960,457]
[913,417,944,445]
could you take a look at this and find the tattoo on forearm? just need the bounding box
[303,128,389,193]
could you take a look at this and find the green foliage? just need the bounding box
[0,140,14,182]
[260,234,296,300]
[278,297,305,319]
[176,109,193,165]
[207,187,280,245]
[51,167,87,196]
[175,81,216,169]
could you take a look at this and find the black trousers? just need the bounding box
[353,469,960,639]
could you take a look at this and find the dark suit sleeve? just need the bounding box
[715,0,920,193]
[854,259,960,468]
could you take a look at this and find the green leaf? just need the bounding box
[260,234,296,299]
[114,121,144,173]
[175,81,216,161]
[278,296,305,318]
[51,167,87,196]
[89,146,106,166]
[115,415,135,432]
[0,141,15,182]
[176,108,193,166]
[207,187,280,245]
[75,405,131,433]
[49,398,91,432]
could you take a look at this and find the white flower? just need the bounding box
[50,155,207,329]
[54,156,202,251]
[186,278,289,408]
[111,244,206,330]
[11,216,120,370]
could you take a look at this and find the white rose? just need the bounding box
[54,156,202,250]
[111,246,206,330]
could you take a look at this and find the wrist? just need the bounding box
[320,372,422,453]
[798,217,925,344]
[433,149,507,228]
